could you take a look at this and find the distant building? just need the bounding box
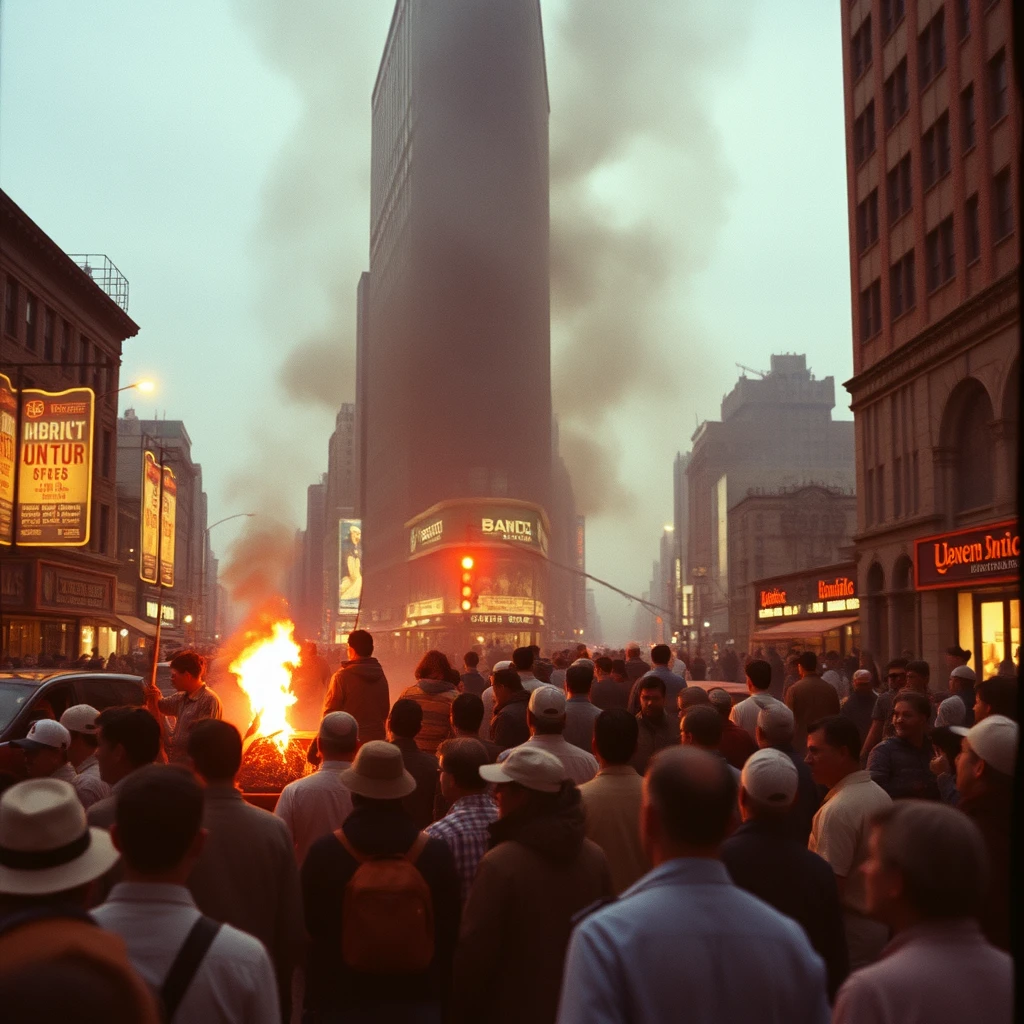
[116,412,213,653]
[293,477,327,642]
[1,190,139,661]
[324,404,357,645]
[840,1,1019,674]
[687,355,855,649]
[729,485,858,652]
[548,421,586,644]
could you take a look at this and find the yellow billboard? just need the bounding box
[140,451,161,583]
[15,385,95,546]
[160,465,176,588]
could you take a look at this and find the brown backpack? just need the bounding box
[334,829,435,973]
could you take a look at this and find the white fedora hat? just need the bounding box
[0,779,119,895]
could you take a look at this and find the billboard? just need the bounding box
[0,373,15,545]
[160,465,176,588]
[140,451,161,583]
[339,519,362,612]
[915,521,1019,590]
[15,385,95,546]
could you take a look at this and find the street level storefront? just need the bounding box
[915,520,1019,680]
[750,562,861,656]
[1,557,119,660]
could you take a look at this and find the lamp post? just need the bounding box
[199,512,256,644]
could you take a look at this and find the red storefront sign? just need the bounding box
[914,520,1019,590]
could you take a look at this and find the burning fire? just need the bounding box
[229,620,301,754]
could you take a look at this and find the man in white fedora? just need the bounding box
[0,778,157,1020]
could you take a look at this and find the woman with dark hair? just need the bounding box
[397,650,459,755]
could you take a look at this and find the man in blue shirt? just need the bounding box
[556,746,829,1024]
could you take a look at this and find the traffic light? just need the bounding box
[460,554,476,613]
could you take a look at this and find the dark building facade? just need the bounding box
[324,403,358,645]
[840,0,1019,676]
[363,0,552,652]
[687,355,856,651]
[1,190,139,661]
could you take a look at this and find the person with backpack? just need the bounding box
[0,778,160,1023]
[90,764,279,1023]
[301,740,461,1023]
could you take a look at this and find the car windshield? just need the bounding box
[0,681,36,734]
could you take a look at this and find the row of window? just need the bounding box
[2,274,116,394]
[853,31,1008,170]
[864,455,921,527]
[858,167,1013,341]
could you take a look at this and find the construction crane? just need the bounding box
[735,363,767,378]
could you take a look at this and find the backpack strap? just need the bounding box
[334,829,430,864]
[160,915,221,1022]
[334,828,367,863]
[403,832,431,865]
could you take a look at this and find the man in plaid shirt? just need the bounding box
[426,737,498,904]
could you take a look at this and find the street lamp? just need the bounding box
[199,512,257,643]
[96,378,157,401]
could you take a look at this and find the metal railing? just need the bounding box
[68,254,130,312]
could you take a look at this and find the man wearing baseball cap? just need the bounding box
[722,748,849,1000]
[0,778,158,1021]
[953,714,1016,951]
[505,685,598,785]
[12,719,77,787]
[60,705,111,810]
[453,745,612,1024]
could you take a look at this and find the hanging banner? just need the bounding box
[160,464,176,588]
[140,450,161,583]
[15,385,95,546]
[0,373,15,546]
[339,518,362,611]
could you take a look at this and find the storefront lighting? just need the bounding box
[119,628,129,637]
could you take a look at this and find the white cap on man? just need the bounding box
[740,748,798,806]
[59,704,100,736]
[528,685,566,720]
[480,745,565,793]
[11,720,71,752]
[951,715,1017,776]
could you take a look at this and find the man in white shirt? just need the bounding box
[821,651,850,702]
[730,660,785,739]
[498,685,598,785]
[92,763,279,1024]
[806,715,892,970]
[275,711,358,864]
[60,704,112,809]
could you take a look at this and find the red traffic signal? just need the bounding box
[459,554,476,613]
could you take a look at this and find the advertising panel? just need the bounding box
[160,465,176,588]
[339,519,362,612]
[755,567,860,621]
[15,385,95,546]
[0,373,15,545]
[915,521,1019,590]
[140,451,161,584]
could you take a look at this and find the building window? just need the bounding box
[852,16,873,80]
[853,100,876,165]
[24,294,37,352]
[993,167,1013,240]
[884,59,909,129]
[922,112,951,189]
[887,154,913,222]
[954,387,994,512]
[925,216,955,291]
[859,278,882,341]
[957,0,970,39]
[60,321,72,367]
[43,308,55,361]
[961,85,976,151]
[918,9,946,88]
[989,49,1007,123]
[857,189,879,252]
[890,249,916,319]
[881,0,906,40]
[4,278,18,337]
[966,194,981,263]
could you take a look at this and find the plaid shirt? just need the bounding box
[425,792,498,904]
[158,685,223,762]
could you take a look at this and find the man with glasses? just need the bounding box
[860,658,908,761]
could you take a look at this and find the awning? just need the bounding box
[751,615,860,641]
[117,615,157,638]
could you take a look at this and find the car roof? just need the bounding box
[0,670,144,686]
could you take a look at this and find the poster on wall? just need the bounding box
[140,451,161,583]
[160,465,176,588]
[339,519,362,612]
[0,373,15,545]
[15,385,95,546]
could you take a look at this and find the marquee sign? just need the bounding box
[755,567,860,620]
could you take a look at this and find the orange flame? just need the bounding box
[229,620,301,753]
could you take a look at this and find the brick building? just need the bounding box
[840,0,1019,677]
[1,190,139,661]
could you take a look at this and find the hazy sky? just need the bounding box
[0,0,853,640]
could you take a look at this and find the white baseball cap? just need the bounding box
[950,665,977,682]
[934,695,966,728]
[951,714,1018,776]
[528,685,566,719]
[319,711,358,747]
[741,748,798,806]
[12,719,71,752]
[852,669,873,685]
[491,660,513,673]
[757,702,795,732]
[480,745,565,792]
[59,704,100,736]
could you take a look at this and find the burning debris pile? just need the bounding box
[239,734,314,793]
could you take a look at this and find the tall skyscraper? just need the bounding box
[840,1,1018,673]
[362,0,552,650]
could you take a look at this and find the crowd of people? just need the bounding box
[0,632,1016,1023]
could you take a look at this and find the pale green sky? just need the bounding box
[0,0,853,639]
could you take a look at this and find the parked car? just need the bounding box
[0,670,147,778]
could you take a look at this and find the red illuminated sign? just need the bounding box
[915,520,1019,590]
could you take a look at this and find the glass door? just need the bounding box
[974,594,1020,679]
